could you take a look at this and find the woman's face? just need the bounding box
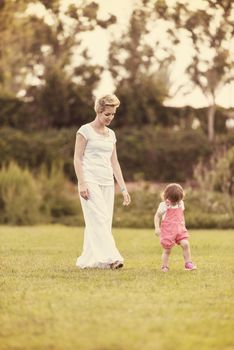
[98,106,117,126]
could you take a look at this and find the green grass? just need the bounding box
[0,226,234,350]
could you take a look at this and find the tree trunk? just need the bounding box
[207,103,216,141]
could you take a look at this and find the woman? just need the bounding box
[74,94,131,269]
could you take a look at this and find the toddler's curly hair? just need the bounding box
[162,183,184,204]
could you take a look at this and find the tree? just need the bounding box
[155,0,234,140]
[108,1,173,127]
[0,0,35,95]
[0,1,117,127]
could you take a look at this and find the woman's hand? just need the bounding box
[122,190,131,206]
[155,228,161,237]
[79,183,89,200]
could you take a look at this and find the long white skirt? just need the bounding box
[76,183,123,269]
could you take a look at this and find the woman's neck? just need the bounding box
[91,118,105,131]
[90,118,109,136]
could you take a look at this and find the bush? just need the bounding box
[0,162,82,225]
[0,163,41,224]
[112,185,234,229]
[194,146,234,195]
[0,127,77,182]
[38,163,80,221]
[0,164,233,228]
[213,147,234,195]
[116,126,212,181]
[0,126,214,183]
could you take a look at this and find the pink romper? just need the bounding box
[160,206,189,249]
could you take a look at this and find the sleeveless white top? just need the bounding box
[77,123,116,186]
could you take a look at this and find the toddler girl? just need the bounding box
[154,183,197,272]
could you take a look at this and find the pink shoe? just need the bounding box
[161,265,169,272]
[185,262,197,271]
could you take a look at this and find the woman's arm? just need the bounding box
[73,133,89,200]
[111,145,131,206]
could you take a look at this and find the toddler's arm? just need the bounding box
[154,210,161,237]
[181,200,185,211]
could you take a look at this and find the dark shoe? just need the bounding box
[110,261,124,270]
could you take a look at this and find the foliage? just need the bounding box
[0,0,115,125]
[108,3,173,127]
[194,146,234,196]
[31,64,99,128]
[154,0,234,140]
[0,162,41,224]
[115,126,212,181]
[0,93,230,131]
[37,163,80,221]
[0,158,233,227]
[0,127,77,181]
[112,74,169,127]
[112,186,234,229]
[0,0,232,134]
[0,161,80,225]
[0,126,212,183]
[184,188,234,228]
[0,96,27,128]
[213,147,234,195]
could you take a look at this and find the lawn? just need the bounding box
[0,226,233,350]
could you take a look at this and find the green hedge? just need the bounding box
[112,187,234,229]
[0,162,233,228]
[0,163,41,224]
[0,162,82,225]
[0,127,77,182]
[0,126,214,182]
[0,95,231,133]
[115,126,212,181]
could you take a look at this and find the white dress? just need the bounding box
[76,123,123,268]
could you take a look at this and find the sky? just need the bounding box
[27,0,234,109]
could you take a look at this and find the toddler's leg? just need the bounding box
[180,239,197,270]
[162,248,171,269]
[179,239,191,263]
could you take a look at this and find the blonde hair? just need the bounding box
[94,94,120,114]
[162,183,184,205]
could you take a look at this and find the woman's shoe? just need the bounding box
[110,261,124,270]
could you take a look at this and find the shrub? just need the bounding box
[116,126,212,182]
[0,126,212,183]
[213,147,234,195]
[0,163,41,224]
[112,185,234,229]
[0,162,82,225]
[0,127,77,182]
[194,146,234,195]
[37,163,80,221]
